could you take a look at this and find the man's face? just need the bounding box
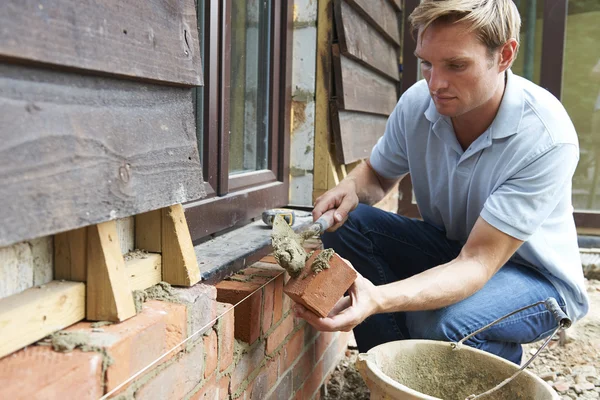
[415,21,502,118]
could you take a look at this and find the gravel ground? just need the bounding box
[323,279,600,399]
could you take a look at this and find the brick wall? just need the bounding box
[0,239,351,400]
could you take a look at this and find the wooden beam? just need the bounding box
[334,0,400,81]
[345,0,401,45]
[0,63,206,248]
[332,44,398,116]
[86,221,136,322]
[0,281,85,359]
[162,205,201,286]
[0,0,203,86]
[314,0,336,200]
[125,253,162,292]
[135,210,162,253]
[54,227,87,282]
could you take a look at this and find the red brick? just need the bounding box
[203,329,218,378]
[65,300,187,393]
[216,302,235,373]
[284,251,357,318]
[315,331,336,363]
[0,346,103,399]
[135,340,205,400]
[262,280,275,334]
[231,341,266,393]
[266,369,292,400]
[243,267,283,278]
[260,255,278,264]
[190,374,217,400]
[266,313,296,355]
[216,280,263,344]
[249,356,279,400]
[218,374,231,399]
[292,344,315,392]
[302,358,324,399]
[282,328,304,372]
[252,260,285,271]
[273,274,284,324]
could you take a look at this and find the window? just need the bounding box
[186,0,293,242]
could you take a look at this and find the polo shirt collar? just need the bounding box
[423,69,524,139]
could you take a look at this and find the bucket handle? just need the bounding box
[449,297,571,400]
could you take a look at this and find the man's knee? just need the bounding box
[406,308,467,343]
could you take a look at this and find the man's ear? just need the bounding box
[498,38,518,72]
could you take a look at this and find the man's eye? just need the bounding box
[420,61,432,67]
[450,64,465,70]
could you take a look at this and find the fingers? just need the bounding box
[312,193,335,221]
[293,303,359,332]
[328,295,352,317]
[327,192,358,232]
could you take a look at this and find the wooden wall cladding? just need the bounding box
[332,44,397,116]
[0,0,202,86]
[344,0,401,45]
[331,0,401,165]
[331,104,389,164]
[334,0,400,81]
[0,63,205,247]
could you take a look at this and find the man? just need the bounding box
[294,0,589,364]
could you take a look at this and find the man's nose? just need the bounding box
[427,68,449,92]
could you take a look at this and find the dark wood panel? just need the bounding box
[388,0,402,11]
[330,104,388,164]
[540,0,567,100]
[0,63,205,247]
[0,0,202,86]
[401,0,420,94]
[345,0,401,45]
[332,45,398,116]
[334,0,400,81]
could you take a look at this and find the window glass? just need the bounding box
[565,1,600,211]
[229,0,272,175]
[511,0,544,84]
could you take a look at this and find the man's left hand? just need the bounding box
[292,272,381,332]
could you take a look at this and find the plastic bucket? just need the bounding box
[356,339,559,400]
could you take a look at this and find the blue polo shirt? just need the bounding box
[370,69,589,321]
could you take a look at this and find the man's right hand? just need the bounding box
[312,178,359,232]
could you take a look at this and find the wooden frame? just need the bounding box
[185,0,293,241]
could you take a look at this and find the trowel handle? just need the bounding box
[313,209,336,234]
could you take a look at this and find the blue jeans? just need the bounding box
[322,204,565,364]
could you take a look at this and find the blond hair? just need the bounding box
[409,0,521,61]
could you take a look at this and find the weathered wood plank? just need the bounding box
[345,0,401,45]
[0,0,203,86]
[135,210,162,253]
[332,45,398,116]
[0,281,85,359]
[0,63,206,248]
[388,0,402,12]
[54,228,87,282]
[334,0,400,81]
[162,205,201,286]
[87,221,136,322]
[125,253,162,291]
[331,104,388,164]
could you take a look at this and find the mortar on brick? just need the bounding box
[47,331,115,377]
[133,281,182,313]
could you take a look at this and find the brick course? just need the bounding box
[0,253,351,400]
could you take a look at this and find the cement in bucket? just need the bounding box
[356,340,559,400]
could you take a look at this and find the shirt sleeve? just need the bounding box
[369,97,410,179]
[481,143,579,241]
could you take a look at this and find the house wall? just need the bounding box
[289,0,317,207]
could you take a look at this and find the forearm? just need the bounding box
[343,160,399,206]
[375,254,493,313]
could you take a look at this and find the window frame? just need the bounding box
[185,0,293,242]
[399,0,600,230]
